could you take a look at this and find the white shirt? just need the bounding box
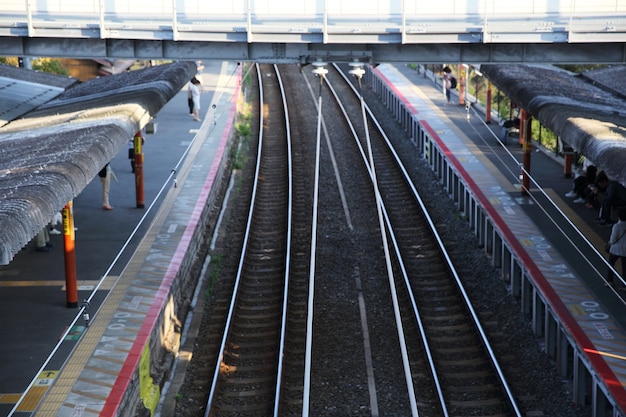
[609,219,626,256]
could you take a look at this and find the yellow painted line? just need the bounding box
[0,393,21,404]
[0,281,65,287]
[0,278,117,290]
[0,371,58,411]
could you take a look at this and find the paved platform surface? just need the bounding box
[0,61,240,417]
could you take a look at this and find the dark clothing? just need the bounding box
[584,172,609,209]
[607,253,626,285]
[601,181,626,222]
[502,118,520,129]
[500,118,521,142]
[573,175,593,198]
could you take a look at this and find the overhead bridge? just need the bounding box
[1,1,626,63]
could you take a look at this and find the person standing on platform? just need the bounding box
[190,77,202,122]
[442,66,455,106]
[186,81,194,117]
[194,60,204,84]
[599,180,626,226]
[606,208,626,286]
[35,227,52,252]
[99,163,114,210]
[128,139,136,173]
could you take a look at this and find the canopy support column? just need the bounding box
[520,109,532,196]
[134,131,145,209]
[485,81,492,124]
[62,201,78,308]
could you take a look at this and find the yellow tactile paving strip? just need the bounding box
[18,387,50,411]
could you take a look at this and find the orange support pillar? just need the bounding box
[519,108,526,146]
[134,131,145,208]
[521,112,532,196]
[485,81,492,124]
[62,201,78,308]
[564,153,573,178]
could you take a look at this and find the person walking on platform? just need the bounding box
[565,165,597,203]
[189,77,202,121]
[599,180,626,226]
[99,163,114,210]
[606,208,626,286]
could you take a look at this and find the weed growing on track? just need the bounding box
[205,254,222,301]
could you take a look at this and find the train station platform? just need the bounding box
[388,63,624,301]
[2,58,623,416]
[0,61,241,417]
[371,63,626,415]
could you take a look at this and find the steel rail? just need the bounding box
[302,62,325,417]
[333,63,523,416]
[204,63,293,415]
[272,63,294,417]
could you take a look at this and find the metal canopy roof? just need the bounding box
[0,77,65,126]
[480,64,626,187]
[0,61,197,265]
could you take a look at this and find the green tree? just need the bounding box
[32,58,69,76]
[0,57,69,76]
[557,64,607,74]
[0,57,18,66]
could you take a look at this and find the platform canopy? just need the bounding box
[0,61,197,265]
[480,64,626,186]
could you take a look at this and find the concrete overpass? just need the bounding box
[1,0,626,64]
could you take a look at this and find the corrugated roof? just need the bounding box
[480,64,626,186]
[0,77,64,126]
[0,61,197,264]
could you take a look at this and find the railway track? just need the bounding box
[306,64,520,416]
[204,63,294,416]
[181,63,547,416]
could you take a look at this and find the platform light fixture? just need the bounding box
[349,61,365,80]
[312,61,328,78]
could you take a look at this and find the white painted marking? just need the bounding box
[354,267,380,416]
